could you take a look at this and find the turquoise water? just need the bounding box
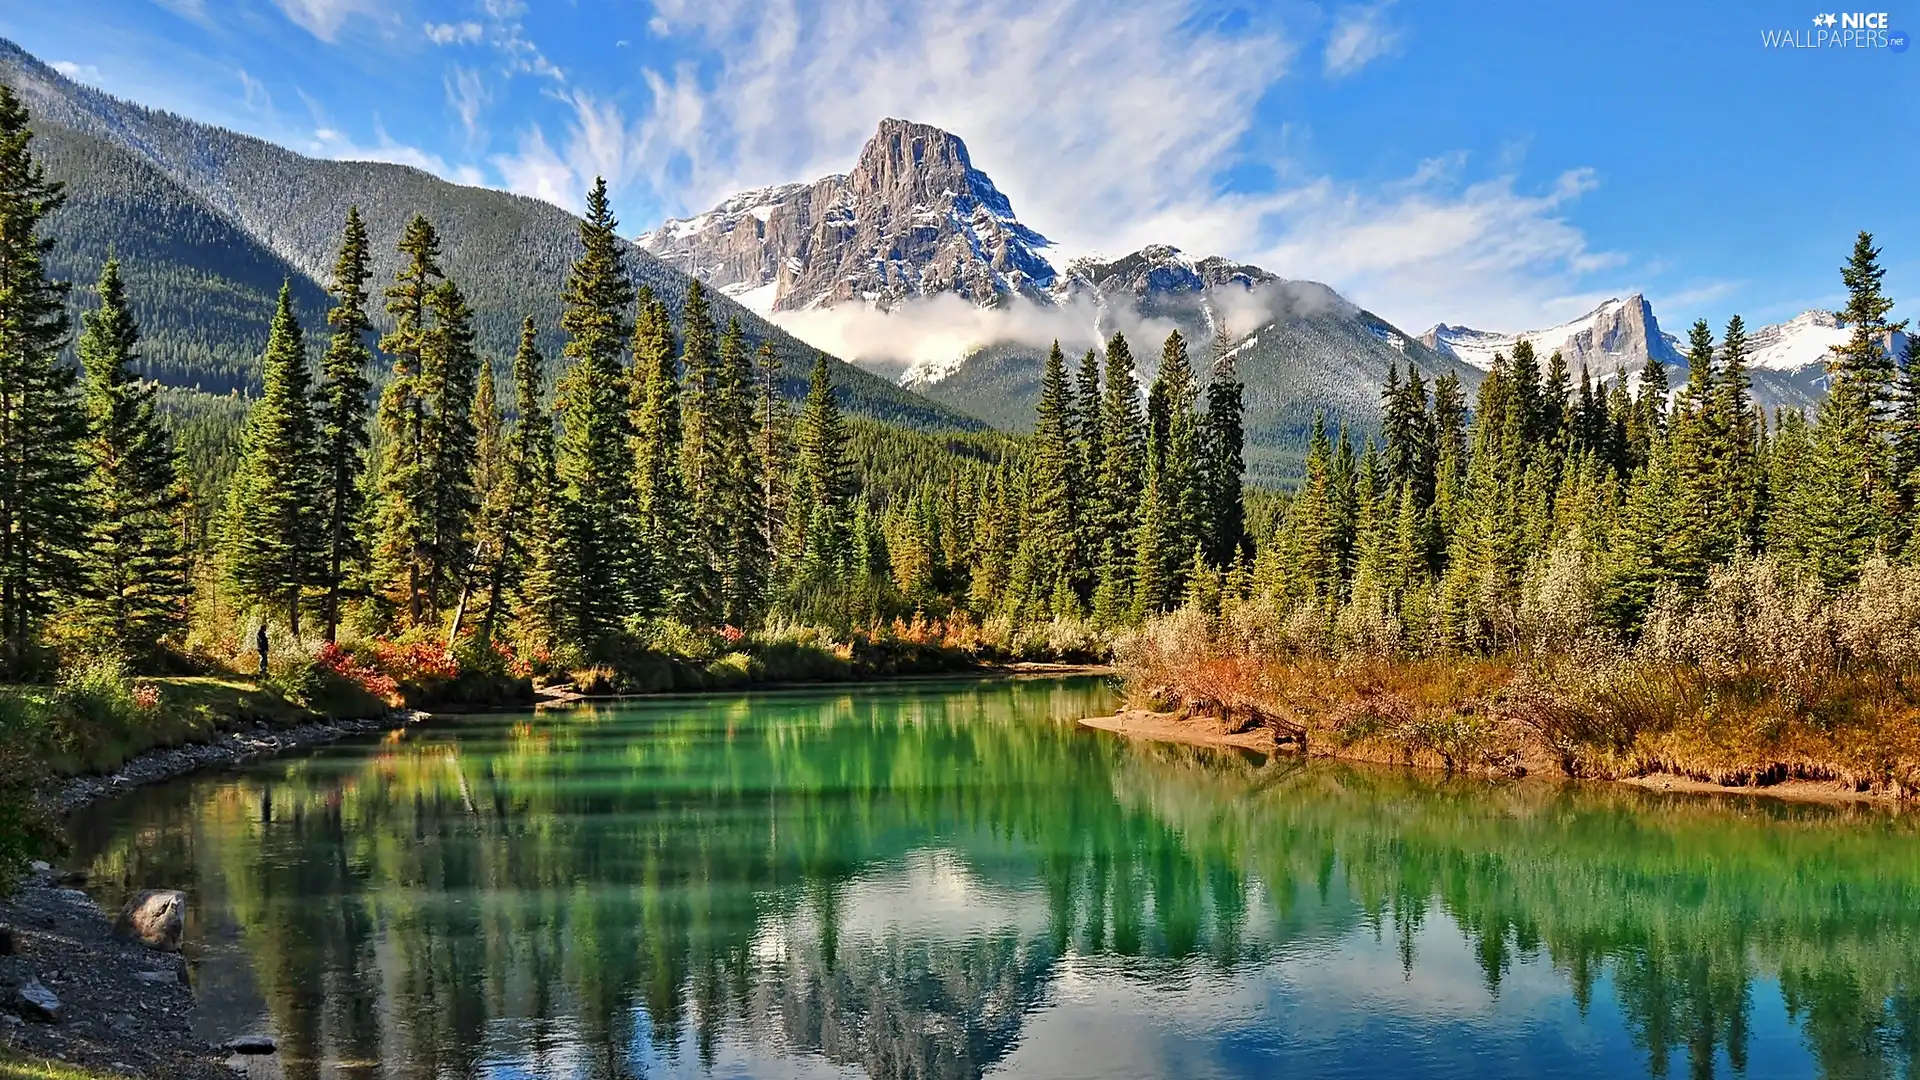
[65,676,1920,1079]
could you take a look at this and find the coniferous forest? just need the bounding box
[5,75,1920,888]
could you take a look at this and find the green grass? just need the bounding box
[0,675,317,777]
[0,1052,124,1080]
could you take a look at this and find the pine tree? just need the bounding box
[1149,330,1204,594]
[788,353,853,586]
[1201,332,1246,568]
[76,258,186,656]
[1714,315,1762,552]
[711,319,767,627]
[1895,334,1920,552]
[313,207,374,642]
[478,318,550,647]
[1095,332,1145,563]
[555,178,638,650]
[226,284,321,640]
[0,87,90,668]
[755,342,788,575]
[677,281,725,623]
[1026,341,1082,605]
[374,215,444,625]
[452,358,504,644]
[1075,347,1102,488]
[1796,232,1907,584]
[420,278,481,615]
[1665,319,1722,588]
[628,291,687,619]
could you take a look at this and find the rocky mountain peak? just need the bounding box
[1420,293,1682,374]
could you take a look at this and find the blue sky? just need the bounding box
[4,0,1916,335]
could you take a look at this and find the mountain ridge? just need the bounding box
[0,38,981,430]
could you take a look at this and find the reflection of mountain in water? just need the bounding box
[63,678,1920,1080]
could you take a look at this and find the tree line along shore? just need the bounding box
[2,79,1920,891]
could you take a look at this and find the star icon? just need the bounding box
[1825,13,1839,26]
[1814,12,1825,23]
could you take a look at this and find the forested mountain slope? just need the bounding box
[1,38,978,429]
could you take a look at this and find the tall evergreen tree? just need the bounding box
[479,318,549,647]
[0,86,89,668]
[1026,341,1083,607]
[677,281,725,623]
[755,342,788,575]
[1095,332,1145,566]
[628,291,687,619]
[374,215,444,625]
[1799,231,1906,583]
[788,353,853,585]
[226,284,321,640]
[1201,332,1246,568]
[1714,315,1762,552]
[77,258,186,656]
[555,178,637,650]
[313,207,374,642]
[711,319,767,627]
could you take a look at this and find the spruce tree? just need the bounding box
[712,319,767,627]
[755,342,788,575]
[452,358,504,643]
[555,177,638,650]
[677,281,725,623]
[417,277,481,615]
[0,86,90,668]
[374,215,444,625]
[77,258,187,657]
[1026,341,1082,605]
[1151,330,1204,593]
[1714,315,1762,552]
[788,353,853,587]
[1894,334,1920,551]
[313,207,374,642]
[1800,232,1906,583]
[1665,319,1722,588]
[628,291,687,619]
[1201,333,1246,568]
[489,318,552,647]
[1095,332,1145,564]
[1075,347,1102,487]
[226,284,322,641]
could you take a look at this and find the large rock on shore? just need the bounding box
[114,890,187,952]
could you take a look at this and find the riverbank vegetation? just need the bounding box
[1117,231,1920,793]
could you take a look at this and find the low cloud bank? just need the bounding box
[768,280,1348,382]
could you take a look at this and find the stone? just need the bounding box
[28,860,49,874]
[14,976,62,1022]
[110,1012,138,1035]
[224,1035,277,1055]
[115,889,187,952]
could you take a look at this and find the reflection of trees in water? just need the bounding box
[1110,745,1920,1080]
[65,677,1920,1080]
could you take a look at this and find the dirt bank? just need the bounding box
[1080,709,1902,805]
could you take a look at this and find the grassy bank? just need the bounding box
[1116,557,1920,796]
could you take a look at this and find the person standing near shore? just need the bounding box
[256,623,269,678]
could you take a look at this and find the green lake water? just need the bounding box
[64,675,1920,1080]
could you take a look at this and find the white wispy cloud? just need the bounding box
[50,60,105,85]
[425,21,486,46]
[444,65,489,146]
[1324,3,1402,77]
[268,0,389,42]
[491,89,642,212]
[237,68,273,112]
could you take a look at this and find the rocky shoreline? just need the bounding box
[45,708,432,816]
[0,865,233,1078]
[4,707,433,1074]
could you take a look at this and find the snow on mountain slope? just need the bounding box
[1745,310,1854,371]
[1419,295,1684,375]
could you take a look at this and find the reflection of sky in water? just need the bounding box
[77,682,1916,1080]
[420,848,1820,1080]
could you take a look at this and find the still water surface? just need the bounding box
[66,676,1920,1080]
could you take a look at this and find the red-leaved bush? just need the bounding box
[371,639,461,686]
[316,642,401,703]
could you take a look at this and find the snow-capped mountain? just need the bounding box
[1741,308,1907,372]
[639,118,1056,314]
[638,118,1480,476]
[1419,295,1684,376]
